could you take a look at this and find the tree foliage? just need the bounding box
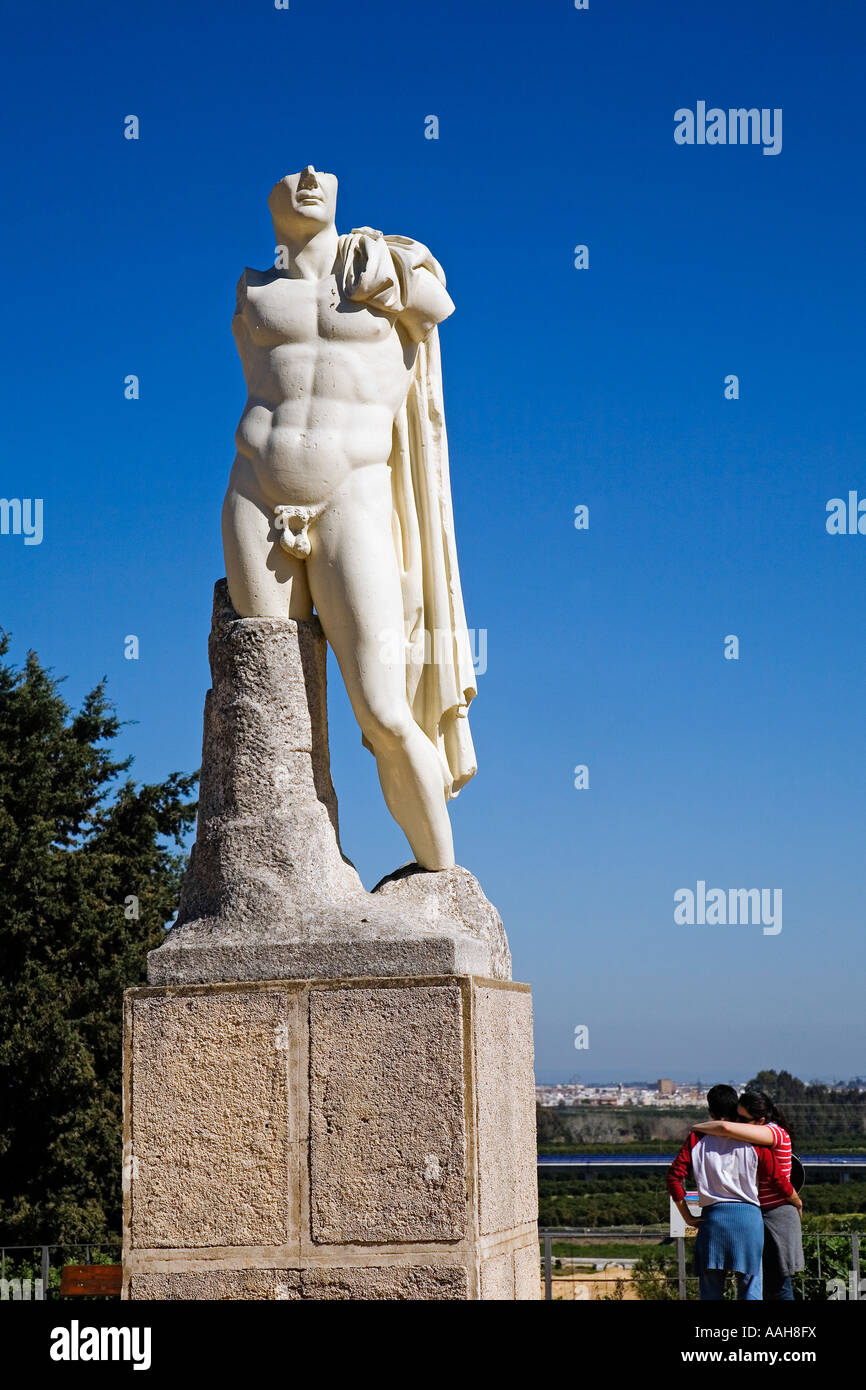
[537,1074,866,1154]
[0,634,197,1242]
[538,1162,866,1229]
[744,1070,866,1147]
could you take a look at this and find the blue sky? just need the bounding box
[2,0,864,1082]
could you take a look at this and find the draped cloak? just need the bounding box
[337,228,477,799]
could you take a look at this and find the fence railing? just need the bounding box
[0,1244,121,1300]
[3,1233,862,1301]
[539,1228,866,1301]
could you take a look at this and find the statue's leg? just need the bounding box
[306,464,455,871]
[221,455,313,619]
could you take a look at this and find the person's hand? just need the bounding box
[684,1212,702,1229]
[790,1194,803,1214]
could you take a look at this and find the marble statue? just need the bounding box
[222,166,477,870]
[129,175,539,1302]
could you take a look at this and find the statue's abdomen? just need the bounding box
[235,333,409,507]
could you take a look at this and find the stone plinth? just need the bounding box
[130,581,536,1299]
[123,976,539,1301]
[148,583,511,986]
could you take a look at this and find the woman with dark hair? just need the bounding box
[693,1089,805,1300]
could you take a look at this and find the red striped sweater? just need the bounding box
[666,1130,795,1208]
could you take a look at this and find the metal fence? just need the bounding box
[0,1244,121,1300]
[3,1233,862,1302]
[539,1228,866,1301]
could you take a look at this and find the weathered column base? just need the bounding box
[122,975,539,1300]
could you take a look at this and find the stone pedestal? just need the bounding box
[125,582,538,1299]
[123,976,539,1300]
[148,584,511,986]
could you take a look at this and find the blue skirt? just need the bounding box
[694,1202,764,1279]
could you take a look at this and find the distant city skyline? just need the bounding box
[536,1072,864,1089]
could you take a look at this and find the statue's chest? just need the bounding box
[244,277,393,348]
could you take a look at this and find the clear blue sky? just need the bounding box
[2,0,864,1083]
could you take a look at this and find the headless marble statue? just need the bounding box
[222,166,477,870]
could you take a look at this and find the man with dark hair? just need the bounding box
[706,1084,739,1119]
[667,1085,801,1300]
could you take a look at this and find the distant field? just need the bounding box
[539,1142,866,1155]
[536,1103,866,1155]
[540,1141,685,1154]
[538,1167,866,1228]
[548,1240,662,1259]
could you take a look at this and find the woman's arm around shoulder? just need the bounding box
[692,1119,776,1145]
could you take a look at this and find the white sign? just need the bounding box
[669,1192,701,1238]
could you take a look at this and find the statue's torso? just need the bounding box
[233,270,412,506]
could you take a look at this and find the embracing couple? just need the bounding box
[666,1085,805,1301]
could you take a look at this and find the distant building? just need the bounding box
[535,1079,737,1109]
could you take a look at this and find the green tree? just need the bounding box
[631,1246,696,1301]
[536,1102,569,1146]
[744,1070,866,1147]
[0,635,197,1244]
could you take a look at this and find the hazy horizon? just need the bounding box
[535,1072,864,1088]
